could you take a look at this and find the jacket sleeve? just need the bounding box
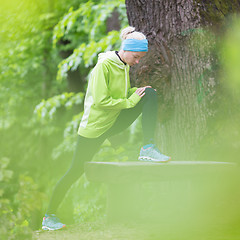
[128,87,138,98]
[91,63,141,110]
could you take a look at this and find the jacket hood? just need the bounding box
[97,51,126,68]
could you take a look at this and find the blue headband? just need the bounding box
[121,39,148,52]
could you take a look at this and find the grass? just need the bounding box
[34,221,240,240]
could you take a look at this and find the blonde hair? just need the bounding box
[120,26,146,40]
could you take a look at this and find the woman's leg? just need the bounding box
[105,88,170,161]
[104,87,158,144]
[46,135,105,214]
[140,87,158,144]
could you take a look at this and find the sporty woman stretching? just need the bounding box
[42,26,171,230]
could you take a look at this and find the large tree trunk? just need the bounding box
[126,0,240,160]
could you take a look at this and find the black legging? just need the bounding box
[46,88,158,214]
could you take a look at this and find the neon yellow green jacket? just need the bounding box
[78,51,141,138]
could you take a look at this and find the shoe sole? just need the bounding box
[138,156,171,162]
[42,225,66,231]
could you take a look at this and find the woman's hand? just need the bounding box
[135,87,146,97]
[135,86,156,98]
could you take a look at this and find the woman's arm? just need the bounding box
[128,87,138,97]
[91,63,142,110]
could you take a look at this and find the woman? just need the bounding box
[42,26,171,230]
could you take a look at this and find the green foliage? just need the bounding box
[57,31,120,81]
[0,0,63,131]
[52,113,82,159]
[0,158,13,183]
[0,157,45,240]
[72,176,107,223]
[53,0,128,81]
[32,92,85,158]
[34,92,84,124]
[53,0,126,46]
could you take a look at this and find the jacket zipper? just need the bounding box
[125,67,128,97]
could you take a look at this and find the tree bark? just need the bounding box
[125,0,240,160]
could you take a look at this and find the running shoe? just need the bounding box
[138,144,171,162]
[42,214,66,231]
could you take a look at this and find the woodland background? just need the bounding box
[0,0,240,239]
